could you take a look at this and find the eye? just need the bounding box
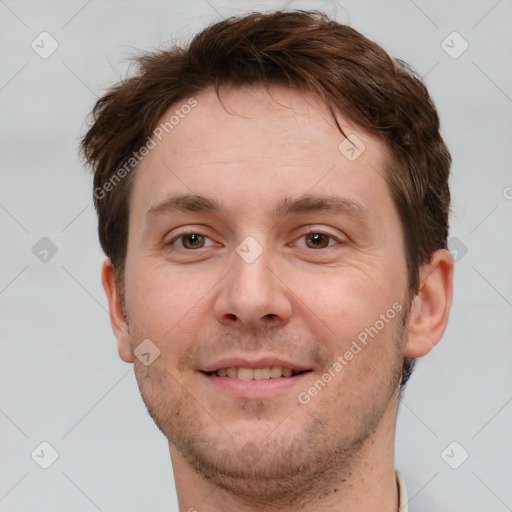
[168,232,215,250]
[295,230,343,249]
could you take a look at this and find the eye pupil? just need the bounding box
[305,233,329,249]
[183,233,204,249]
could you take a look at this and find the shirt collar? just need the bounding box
[395,469,409,511]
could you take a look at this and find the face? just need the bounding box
[118,85,411,499]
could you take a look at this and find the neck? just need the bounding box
[169,398,400,512]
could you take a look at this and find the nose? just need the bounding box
[213,238,293,330]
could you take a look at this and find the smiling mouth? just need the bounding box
[203,367,312,380]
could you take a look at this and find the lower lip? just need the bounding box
[198,371,312,399]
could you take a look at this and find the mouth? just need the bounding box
[199,360,313,399]
[203,366,312,379]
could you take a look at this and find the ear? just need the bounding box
[405,248,454,358]
[101,258,133,363]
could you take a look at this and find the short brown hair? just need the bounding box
[81,10,451,387]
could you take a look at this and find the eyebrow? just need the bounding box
[147,193,370,223]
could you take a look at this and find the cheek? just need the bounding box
[296,267,397,346]
[124,262,218,353]
[126,245,217,358]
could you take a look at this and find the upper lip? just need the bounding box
[200,356,312,373]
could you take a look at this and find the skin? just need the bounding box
[102,84,453,512]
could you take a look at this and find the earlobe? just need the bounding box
[404,249,454,358]
[101,258,133,363]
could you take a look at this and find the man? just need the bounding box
[82,10,453,512]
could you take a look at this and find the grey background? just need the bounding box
[1,0,511,511]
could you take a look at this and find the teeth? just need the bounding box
[237,367,253,380]
[270,366,283,378]
[253,367,270,380]
[213,366,301,379]
[282,367,293,377]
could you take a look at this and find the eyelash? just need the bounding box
[167,229,345,250]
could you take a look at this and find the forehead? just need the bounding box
[130,84,392,221]
[155,85,383,164]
